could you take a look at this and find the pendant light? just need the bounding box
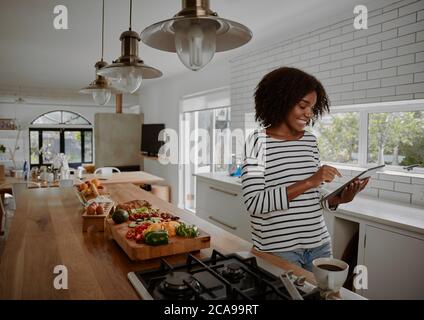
[140,0,252,71]
[80,0,113,105]
[97,0,162,94]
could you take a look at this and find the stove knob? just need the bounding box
[294,276,306,286]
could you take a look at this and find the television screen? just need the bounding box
[141,124,165,156]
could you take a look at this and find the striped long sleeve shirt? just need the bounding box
[241,129,332,252]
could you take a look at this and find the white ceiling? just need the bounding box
[0,0,368,93]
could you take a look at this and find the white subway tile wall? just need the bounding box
[379,189,412,203]
[230,0,424,206]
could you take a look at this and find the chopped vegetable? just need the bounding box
[135,233,144,243]
[176,222,199,238]
[130,206,150,214]
[144,231,169,245]
[126,229,135,240]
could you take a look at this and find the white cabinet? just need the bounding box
[361,225,424,300]
[324,210,424,299]
[196,177,252,242]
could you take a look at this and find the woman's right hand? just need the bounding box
[307,165,342,188]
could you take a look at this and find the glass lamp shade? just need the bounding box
[173,19,217,71]
[97,66,143,94]
[79,86,112,106]
[92,89,112,105]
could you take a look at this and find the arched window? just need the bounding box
[31,110,91,125]
[29,110,93,168]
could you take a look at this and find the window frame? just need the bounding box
[29,128,93,168]
[31,110,91,125]
[320,99,424,174]
[178,86,231,211]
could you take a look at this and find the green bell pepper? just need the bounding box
[144,231,169,245]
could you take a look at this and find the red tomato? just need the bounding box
[135,233,144,243]
[126,230,135,240]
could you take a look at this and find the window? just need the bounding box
[179,87,231,212]
[213,108,231,172]
[29,110,93,168]
[84,131,93,163]
[181,106,231,212]
[64,131,82,163]
[32,110,90,125]
[29,129,93,168]
[314,112,359,164]
[368,111,424,167]
[30,131,39,165]
[183,107,231,172]
[41,130,60,164]
[310,100,424,172]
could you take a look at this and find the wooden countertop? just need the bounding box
[0,171,165,192]
[0,183,314,300]
[81,171,164,185]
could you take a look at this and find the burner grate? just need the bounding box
[132,250,318,300]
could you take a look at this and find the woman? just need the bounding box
[241,67,369,271]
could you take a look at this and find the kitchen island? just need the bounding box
[0,171,165,236]
[0,183,339,300]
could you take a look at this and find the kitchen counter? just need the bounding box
[81,170,164,185]
[195,172,424,235]
[336,195,424,235]
[0,171,164,191]
[195,172,241,188]
[0,183,326,300]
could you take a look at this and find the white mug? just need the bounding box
[312,258,349,293]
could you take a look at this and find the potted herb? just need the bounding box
[0,144,5,153]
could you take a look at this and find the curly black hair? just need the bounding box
[254,67,330,127]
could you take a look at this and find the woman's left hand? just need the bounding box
[338,177,370,204]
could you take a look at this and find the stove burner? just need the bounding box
[157,272,200,299]
[221,263,246,283]
[130,250,337,300]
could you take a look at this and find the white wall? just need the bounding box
[138,59,231,206]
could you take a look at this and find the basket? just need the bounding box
[81,199,115,232]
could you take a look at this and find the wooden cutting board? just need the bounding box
[105,218,211,261]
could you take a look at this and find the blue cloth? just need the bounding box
[271,241,333,272]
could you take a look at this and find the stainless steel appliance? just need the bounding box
[128,250,365,300]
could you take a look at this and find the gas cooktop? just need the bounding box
[128,250,364,300]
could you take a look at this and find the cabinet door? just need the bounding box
[196,179,252,242]
[362,225,424,299]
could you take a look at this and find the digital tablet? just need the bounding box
[321,164,385,203]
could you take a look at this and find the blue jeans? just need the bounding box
[271,242,333,272]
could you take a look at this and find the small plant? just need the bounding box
[0,144,5,153]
